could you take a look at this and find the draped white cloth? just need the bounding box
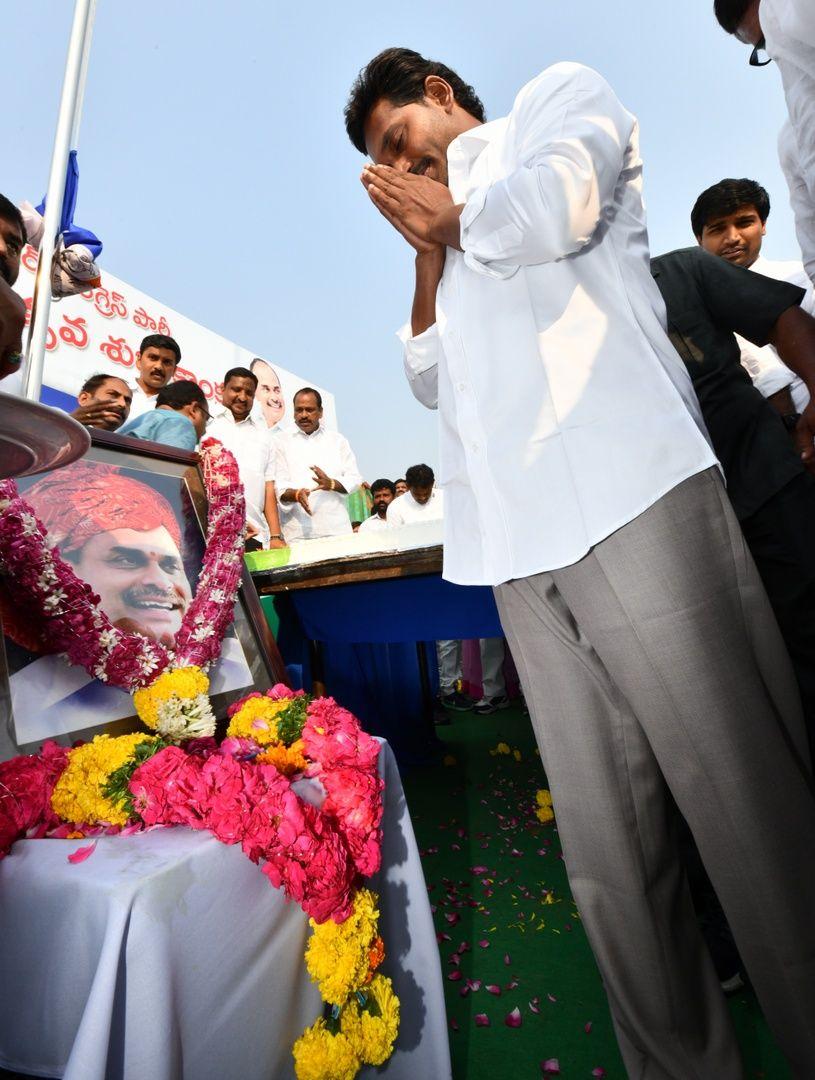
[0,741,450,1080]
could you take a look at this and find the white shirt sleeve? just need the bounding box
[397,322,440,409]
[386,498,406,526]
[738,336,796,398]
[335,434,363,493]
[459,64,635,278]
[272,438,293,493]
[779,122,815,288]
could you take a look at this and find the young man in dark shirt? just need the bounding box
[652,245,815,750]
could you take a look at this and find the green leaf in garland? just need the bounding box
[275,695,309,747]
[103,738,169,820]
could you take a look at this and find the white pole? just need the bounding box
[22,0,98,402]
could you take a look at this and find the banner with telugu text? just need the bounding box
[12,245,336,432]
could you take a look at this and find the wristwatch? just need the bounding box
[781,412,801,432]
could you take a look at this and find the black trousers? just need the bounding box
[741,472,815,755]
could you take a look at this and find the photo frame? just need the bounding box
[0,429,286,760]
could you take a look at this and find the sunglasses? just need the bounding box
[749,36,772,66]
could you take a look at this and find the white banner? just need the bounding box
[13,245,336,431]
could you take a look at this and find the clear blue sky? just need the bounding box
[5,1,790,480]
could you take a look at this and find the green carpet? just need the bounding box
[400,704,790,1079]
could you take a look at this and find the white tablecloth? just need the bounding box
[0,741,450,1080]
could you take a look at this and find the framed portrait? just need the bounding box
[0,429,286,759]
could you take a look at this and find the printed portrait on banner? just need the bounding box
[2,458,254,748]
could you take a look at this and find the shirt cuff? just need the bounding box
[459,184,521,281]
[397,322,440,379]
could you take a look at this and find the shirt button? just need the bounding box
[457,382,466,392]
[471,442,480,453]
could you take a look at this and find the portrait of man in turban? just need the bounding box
[4,460,252,749]
[22,463,193,646]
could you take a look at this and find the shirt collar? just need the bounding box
[216,408,256,427]
[447,118,506,169]
[293,423,323,439]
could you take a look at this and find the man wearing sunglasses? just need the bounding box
[715,1,815,285]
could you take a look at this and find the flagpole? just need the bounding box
[22,0,98,402]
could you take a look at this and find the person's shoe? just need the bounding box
[438,690,473,711]
[473,694,511,715]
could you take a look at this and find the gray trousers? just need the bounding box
[494,468,815,1080]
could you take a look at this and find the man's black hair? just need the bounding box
[139,333,181,363]
[345,47,486,155]
[294,386,323,409]
[79,372,129,396]
[395,477,406,486]
[691,178,770,238]
[371,478,396,496]
[405,463,434,488]
[156,380,207,411]
[713,0,754,33]
[223,366,258,388]
[0,194,25,244]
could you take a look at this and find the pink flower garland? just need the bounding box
[128,689,384,923]
[0,437,245,691]
[0,688,384,926]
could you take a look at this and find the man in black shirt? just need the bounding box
[652,246,815,750]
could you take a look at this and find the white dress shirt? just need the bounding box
[357,512,390,533]
[273,424,363,541]
[737,253,814,412]
[386,487,444,526]
[763,0,815,285]
[126,382,160,420]
[399,62,715,587]
[207,410,278,545]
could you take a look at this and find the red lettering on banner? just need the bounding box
[133,306,156,331]
[198,379,213,398]
[99,336,135,368]
[89,287,129,321]
[45,328,57,352]
[23,297,33,327]
[133,305,172,335]
[58,315,89,350]
[21,245,38,274]
[213,382,224,404]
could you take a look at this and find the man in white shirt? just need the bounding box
[127,334,182,420]
[206,367,285,550]
[385,462,442,526]
[347,48,815,1074]
[714,0,815,285]
[357,478,395,533]
[274,387,363,541]
[693,176,815,414]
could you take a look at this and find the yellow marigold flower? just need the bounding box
[513,749,522,761]
[536,788,553,808]
[256,738,308,776]
[536,805,555,825]
[496,742,511,755]
[340,975,400,1067]
[305,888,380,1006]
[227,696,290,746]
[51,733,157,826]
[134,666,210,733]
[292,1019,359,1080]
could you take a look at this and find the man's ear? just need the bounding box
[424,75,454,112]
[77,391,90,406]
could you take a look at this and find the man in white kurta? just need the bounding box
[274,387,363,542]
[348,48,815,1075]
[207,367,285,549]
[715,0,815,285]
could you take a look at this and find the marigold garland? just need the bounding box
[51,733,158,827]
